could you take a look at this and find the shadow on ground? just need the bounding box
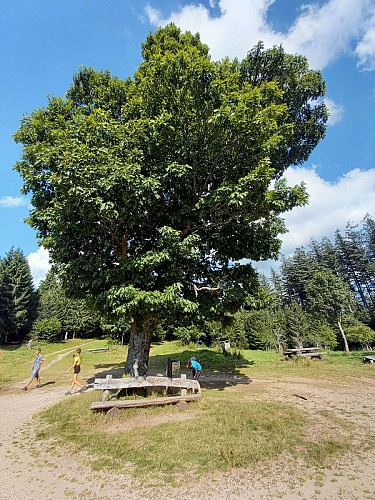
[89,349,253,391]
[87,362,125,384]
[39,381,56,388]
[150,349,253,390]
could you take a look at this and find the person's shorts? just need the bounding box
[74,365,81,374]
[31,369,40,378]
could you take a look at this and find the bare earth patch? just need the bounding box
[1,369,375,499]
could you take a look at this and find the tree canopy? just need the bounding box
[14,25,328,374]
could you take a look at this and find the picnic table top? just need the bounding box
[284,347,321,353]
[94,374,200,390]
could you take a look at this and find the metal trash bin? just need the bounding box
[220,340,231,351]
[166,358,181,377]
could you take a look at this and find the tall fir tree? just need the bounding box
[0,261,17,343]
[1,248,36,341]
[37,269,102,339]
[280,247,319,308]
[335,223,375,310]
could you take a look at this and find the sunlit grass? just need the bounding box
[37,387,349,483]
[39,393,296,474]
[148,341,375,381]
[3,338,373,387]
[0,339,127,385]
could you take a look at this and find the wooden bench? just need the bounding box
[87,347,109,352]
[284,347,327,359]
[91,374,201,411]
[91,394,202,411]
[363,355,375,363]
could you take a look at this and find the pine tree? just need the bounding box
[305,269,356,352]
[283,300,312,347]
[37,269,101,339]
[335,222,375,310]
[0,261,17,343]
[363,214,375,261]
[2,248,36,341]
[280,247,319,308]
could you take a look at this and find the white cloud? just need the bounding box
[27,247,51,287]
[324,98,344,125]
[145,0,375,70]
[283,0,372,69]
[355,7,375,71]
[281,166,375,252]
[0,196,28,208]
[255,167,375,275]
[145,0,277,61]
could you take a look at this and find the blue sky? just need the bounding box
[1,0,375,284]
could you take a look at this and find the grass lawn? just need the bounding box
[0,338,127,386]
[3,339,371,483]
[148,340,375,380]
[2,339,372,386]
[38,389,313,482]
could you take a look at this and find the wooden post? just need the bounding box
[181,374,187,396]
[166,358,172,378]
[102,374,112,401]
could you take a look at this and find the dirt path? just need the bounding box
[1,365,375,499]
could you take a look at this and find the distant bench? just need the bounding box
[363,355,375,363]
[91,374,201,411]
[87,347,109,352]
[284,347,327,359]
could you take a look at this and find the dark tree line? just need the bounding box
[33,269,103,342]
[0,250,105,344]
[158,215,375,353]
[278,216,375,318]
[251,214,375,351]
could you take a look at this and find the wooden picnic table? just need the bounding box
[284,347,326,359]
[91,374,201,411]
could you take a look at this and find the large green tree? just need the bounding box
[14,25,327,375]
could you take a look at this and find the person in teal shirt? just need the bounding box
[186,357,202,380]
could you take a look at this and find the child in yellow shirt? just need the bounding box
[66,348,87,395]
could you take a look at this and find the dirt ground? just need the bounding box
[1,362,375,499]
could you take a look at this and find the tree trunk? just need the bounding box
[338,318,350,352]
[125,314,157,377]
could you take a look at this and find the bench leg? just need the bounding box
[102,389,110,402]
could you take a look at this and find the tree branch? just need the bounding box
[192,283,222,297]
